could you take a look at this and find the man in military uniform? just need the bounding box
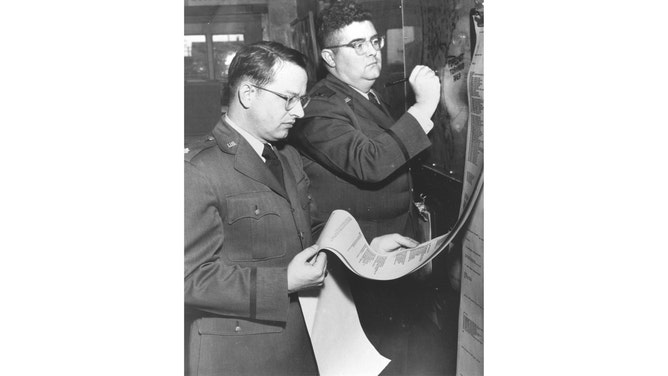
[288,1,450,374]
[185,41,418,376]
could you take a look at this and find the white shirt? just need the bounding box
[349,85,371,100]
[224,114,270,162]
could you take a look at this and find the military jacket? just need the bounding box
[290,73,431,239]
[185,118,318,376]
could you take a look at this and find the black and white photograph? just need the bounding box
[4,0,667,375]
[184,0,481,374]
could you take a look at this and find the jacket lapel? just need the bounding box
[278,146,299,201]
[369,89,393,119]
[325,74,395,129]
[213,118,290,201]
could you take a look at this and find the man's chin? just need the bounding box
[365,66,381,79]
[273,130,290,140]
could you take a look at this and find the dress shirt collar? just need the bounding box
[224,114,267,162]
[348,84,371,100]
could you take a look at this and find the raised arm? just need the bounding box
[293,98,431,183]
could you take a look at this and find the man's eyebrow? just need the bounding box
[347,37,366,43]
[350,34,379,42]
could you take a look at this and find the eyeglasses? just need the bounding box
[324,35,385,55]
[250,84,311,110]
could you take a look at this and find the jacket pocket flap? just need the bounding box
[197,317,284,336]
[226,192,280,224]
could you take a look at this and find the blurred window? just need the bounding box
[184,35,208,81]
[212,34,244,81]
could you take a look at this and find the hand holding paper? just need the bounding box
[287,244,328,293]
[315,210,456,281]
[370,233,419,254]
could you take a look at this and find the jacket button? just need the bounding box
[298,231,304,240]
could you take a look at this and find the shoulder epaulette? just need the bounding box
[184,135,216,162]
[310,85,336,99]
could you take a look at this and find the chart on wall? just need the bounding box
[456,5,484,376]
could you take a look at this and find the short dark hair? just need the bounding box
[227,41,308,99]
[316,0,373,49]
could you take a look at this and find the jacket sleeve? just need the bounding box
[184,161,289,323]
[293,96,431,183]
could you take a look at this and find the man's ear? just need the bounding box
[321,49,336,68]
[237,82,253,109]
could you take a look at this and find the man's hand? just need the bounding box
[370,233,419,254]
[409,65,441,117]
[287,245,328,293]
[372,234,433,279]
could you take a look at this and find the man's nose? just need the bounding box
[290,102,305,118]
[365,42,378,57]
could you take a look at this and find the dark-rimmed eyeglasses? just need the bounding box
[250,84,310,110]
[324,35,385,55]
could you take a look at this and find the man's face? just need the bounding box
[247,62,308,142]
[328,20,382,89]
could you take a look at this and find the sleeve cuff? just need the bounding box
[388,112,432,158]
[407,106,435,133]
[254,267,290,322]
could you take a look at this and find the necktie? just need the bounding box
[262,144,285,189]
[368,90,386,113]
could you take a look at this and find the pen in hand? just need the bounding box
[385,71,439,87]
[384,77,410,87]
[384,55,464,87]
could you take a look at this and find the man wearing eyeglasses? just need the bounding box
[289,1,448,375]
[185,41,418,376]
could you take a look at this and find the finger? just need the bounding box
[422,65,438,76]
[381,233,419,249]
[312,251,327,271]
[409,65,421,81]
[416,65,433,78]
[320,252,328,270]
[394,235,420,248]
[295,244,320,264]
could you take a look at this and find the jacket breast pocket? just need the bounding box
[197,317,284,337]
[225,192,286,261]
